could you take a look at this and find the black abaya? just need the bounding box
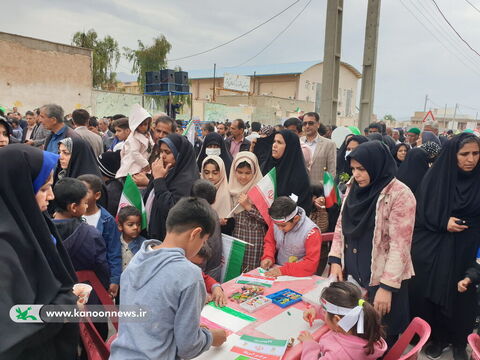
[262,130,312,214]
[196,132,232,176]
[410,133,480,347]
[397,147,429,194]
[0,144,78,359]
[145,133,200,240]
[54,136,102,182]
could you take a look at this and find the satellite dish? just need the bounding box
[331,126,353,149]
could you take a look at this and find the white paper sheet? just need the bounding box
[256,307,323,345]
[201,305,252,333]
[192,334,241,360]
[275,275,312,282]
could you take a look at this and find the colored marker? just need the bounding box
[306,304,313,327]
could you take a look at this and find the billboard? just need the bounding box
[224,73,250,92]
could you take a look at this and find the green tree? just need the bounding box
[72,29,120,89]
[383,114,396,122]
[124,35,172,93]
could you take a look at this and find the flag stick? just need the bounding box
[225,203,241,219]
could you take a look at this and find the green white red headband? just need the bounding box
[271,206,299,223]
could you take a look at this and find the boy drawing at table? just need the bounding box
[110,197,227,360]
[260,196,321,277]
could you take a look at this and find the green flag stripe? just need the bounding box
[208,303,256,321]
[268,167,277,198]
[223,239,246,282]
[240,334,287,347]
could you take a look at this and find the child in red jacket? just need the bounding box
[190,244,227,307]
[260,196,321,277]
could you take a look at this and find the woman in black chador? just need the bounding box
[410,134,480,359]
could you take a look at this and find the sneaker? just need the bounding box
[424,341,449,359]
[452,346,468,360]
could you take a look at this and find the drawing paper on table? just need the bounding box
[192,333,241,360]
[275,275,312,282]
[256,307,324,343]
[201,305,253,332]
[230,334,288,360]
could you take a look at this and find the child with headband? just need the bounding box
[261,196,321,277]
[299,282,387,359]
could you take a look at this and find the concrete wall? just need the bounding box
[91,90,174,118]
[191,74,300,101]
[205,95,314,125]
[0,32,92,114]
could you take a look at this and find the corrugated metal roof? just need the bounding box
[188,60,362,79]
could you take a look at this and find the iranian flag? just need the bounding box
[323,171,341,208]
[220,234,247,282]
[182,119,196,146]
[247,167,277,223]
[117,174,148,229]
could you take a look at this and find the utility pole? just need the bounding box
[358,0,382,132]
[212,63,216,102]
[452,103,458,129]
[320,0,343,126]
[423,94,429,112]
[443,103,447,132]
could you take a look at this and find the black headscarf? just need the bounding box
[413,133,480,313]
[145,133,200,240]
[0,118,12,145]
[255,130,277,174]
[382,135,397,153]
[421,131,441,146]
[337,135,369,176]
[262,130,312,214]
[367,133,383,142]
[54,136,102,182]
[0,144,78,359]
[342,141,397,239]
[392,143,410,167]
[336,135,352,176]
[397,147,429,194]
[196,132,232,175]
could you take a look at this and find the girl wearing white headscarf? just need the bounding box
[229,152,266,272]
[201,155,232,219]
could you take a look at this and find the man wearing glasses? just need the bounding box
[300,112,336,185]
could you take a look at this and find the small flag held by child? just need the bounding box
[323,170,341,208]
[247,167,277,223]
[117,174,148,229]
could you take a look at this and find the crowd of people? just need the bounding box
[0,103,478,360]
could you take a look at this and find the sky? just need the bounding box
[2,0,480,120]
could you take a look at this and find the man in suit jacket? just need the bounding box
[72,109,104,157]
[225,119,251,158]
[41,104,79,153]
[300,112,336,185]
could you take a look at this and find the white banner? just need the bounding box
[223,73,250,92]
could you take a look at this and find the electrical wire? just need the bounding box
[167,0,301,62]
[232,0,313,67]
[430,0,480,57]
[413,0,480,70]
[398,0,480,77]
[464,0,480,14]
